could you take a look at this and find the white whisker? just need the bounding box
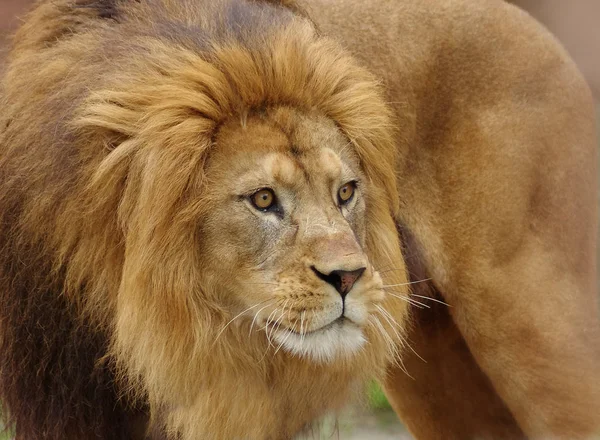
[299,310,306,344]
[249,302,275,337]
[371,316,393,348]
[411,294,451,307]
[373,316,413,379]
[375,305,403,343]
[385,291,430,309]
[376,306,427,364]
[382,278,432,288]
[268,299,289,343]
[405,340,426,363]
[274,318,296,356]
[213,299,271,345]
[264,308,280,346]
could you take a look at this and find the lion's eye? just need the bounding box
[251,188,276,211]
[338,181,356,205]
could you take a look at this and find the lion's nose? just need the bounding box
[311,266,366,299]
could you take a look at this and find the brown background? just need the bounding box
[0,0,28,50]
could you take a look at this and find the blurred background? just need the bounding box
[0,1,598,439]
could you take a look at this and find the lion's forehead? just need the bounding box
[213,111,350,192]
[265,149,343,187]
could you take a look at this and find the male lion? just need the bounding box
[0,1,598,440]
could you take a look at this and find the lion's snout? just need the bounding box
[310,266,366,297]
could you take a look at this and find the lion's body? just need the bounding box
[0,0,599,439]
[302,0,600,438]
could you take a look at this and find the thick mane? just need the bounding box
[72,0,121,19]
[0,0,404,438]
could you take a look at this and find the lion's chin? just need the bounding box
[271,318,366,363]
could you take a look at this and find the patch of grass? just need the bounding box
[0,411,13,440]
[367,380,392,411]
[0,426,12,440]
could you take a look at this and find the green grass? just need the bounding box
[367,380,392,411]
[0,412,13,440]
[0,426,11,440]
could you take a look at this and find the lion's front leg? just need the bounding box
[383,279,525,440]
[447,250,600,438]
[385,214,600,439]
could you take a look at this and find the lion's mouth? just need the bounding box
[294,315,347,335]
[268,315,366,362]
[267,315,349,336]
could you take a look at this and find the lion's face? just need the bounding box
[198,107,385,362]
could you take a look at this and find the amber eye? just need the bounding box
[251,188,276,210]
[338,181,356,205]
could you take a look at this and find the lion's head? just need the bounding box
[201,107,389,362]
[1,0,410,437]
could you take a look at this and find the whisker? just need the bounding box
[405,340,427,363]
[268,299,289,343]
[370,316,412,379]
[275,333,291,356]
[375,305,403,343]
[375,305,403,331]
[213,299,272,345]
[299,310,306,344]
[259,306,283,361]
[249,302,275,337]
[411,294,451,307]
[265,302,294,359]
[376,306,428,364]
[385,291,430,309]
[372,316,396,354]
[382,278,432,288]
[274,317,296,356]
[263,307,280,346]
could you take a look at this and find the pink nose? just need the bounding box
[312,267,366,298]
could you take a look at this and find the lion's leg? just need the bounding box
[443,249,600,438]
[385,239,600,440]
[390,182,600,437]
[382,236,525,440]
[384,299,525,440]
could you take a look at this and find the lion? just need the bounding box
[0,0,598,440]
